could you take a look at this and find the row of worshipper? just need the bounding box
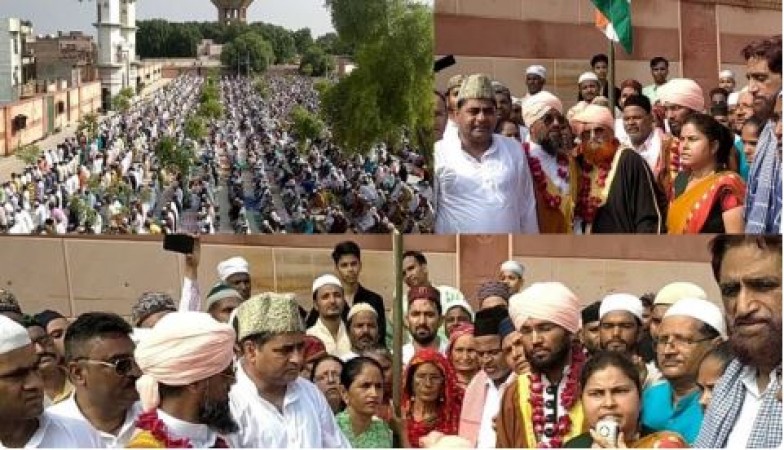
[433,35,781,235]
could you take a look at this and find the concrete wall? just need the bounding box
[0,81,101,156]
[0,235,721,319]
[435,0,782,109]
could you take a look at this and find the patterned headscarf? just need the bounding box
[303,335,327,363]
[446,323,474,362]
[403,348,463,448]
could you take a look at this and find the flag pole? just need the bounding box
[392,228,403,418]
[609,39,616,119]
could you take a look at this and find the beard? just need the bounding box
[199,397,239,435]
[412,328,437,346]
[582,139,618,166]
[540,133,565,156]
[527,337,571,373]
[730,318,782,370]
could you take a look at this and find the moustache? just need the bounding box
[734,315,769,327]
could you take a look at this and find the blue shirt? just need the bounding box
[641,380,703,444]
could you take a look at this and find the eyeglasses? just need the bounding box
[414,373,444,385]
[75,356,137,377]
[655,335,713,348]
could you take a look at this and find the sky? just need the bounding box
[3,0,336,37]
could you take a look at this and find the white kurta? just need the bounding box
[228,364,352,448]
[153,409,223,448]
[401,338,449,366]
[0,411,104,448]
[307,319,352,358]
[434,134,539,234]
[47,396,142,448]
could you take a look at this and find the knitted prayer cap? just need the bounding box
[205,282,242,310]
[234,292,304,342]
[447,74,466,92]
[0,289,21,314]
[477,281,511,302]
[131,292,177,327]
[457,74,494,103]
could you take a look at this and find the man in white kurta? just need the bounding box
[0,315,103,448]
[229,292,351,448]
[48,396,142,448]
[434,74,539,234]
[306,275,352,358]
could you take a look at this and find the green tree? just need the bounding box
[293,28,314,55]
[77,113,99,141]
[253,77,270,98]
[251,23,296,64]
[221,32,275,75]
[15,144,40,165]
[299,46,334,77]
[111,94,131,113]
[320,0,433,155]
[136,20,171,58]
[199,99,224,120]
[289,106,325,146]
[324,0,389,48]
[168,24,201,57]
[184,117,206,141]
[315,32,355,56]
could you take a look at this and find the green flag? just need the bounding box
[593,0,633,54]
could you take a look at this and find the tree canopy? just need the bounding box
[220,32,275,75]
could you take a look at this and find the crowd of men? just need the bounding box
[0,73,434,236]
[434,34,782,235]
[0,235,780,448]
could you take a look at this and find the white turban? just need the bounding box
[0,315,31,354]
[658,78,705,112]
[522,91,564,127]
[135,312,236,412]
[664,297,727,340]
[600,293,644,322]
[217,256,249,281]
[526,65,547,79]
[719,70,735,80]
[500,260,525,277]
[312,274,342,294]
[578,72,600,84]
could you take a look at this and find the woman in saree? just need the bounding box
[445,323,478,391]
[667,113,745,233]
[564,351,688,448]
[402,348,463,448]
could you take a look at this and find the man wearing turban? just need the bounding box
[433,73,539,234]
[658,78,706,186]
[571,104,667,233]
[230,293,351,448]
[0,315,103,448]
[128,312,237,448]
[523,91,579,233]
[496,282,589,448]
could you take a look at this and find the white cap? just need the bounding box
[719,69,735,80]
[0,315,32,354]
[312,274,342,294]
[654,282,707,306]
[600,293,644,322]
[500,260,525,277]
[445,297,475,320]
[578,72,600,84]
[217,256,249,281]
[663,297,727,340]
[347,303,377,322]
[526,65,547,79]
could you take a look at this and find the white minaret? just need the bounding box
[95,0,137,108]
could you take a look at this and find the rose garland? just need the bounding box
[134,410,229,448]
[525,144,570,209]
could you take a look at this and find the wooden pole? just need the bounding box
[392,229,404,417]
[609,40,616,119]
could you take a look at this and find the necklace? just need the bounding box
[527,344,585,448]
[576,161,611,224]
[525,144,570,209]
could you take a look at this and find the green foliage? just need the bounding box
[253,77,270,98]
[289,106,325,145]
[119,87,135,98]
[184,117,206,141]
[199,99,224,120]
[221,32,275,75]
[200,82,220,104]
[299,46,334,77]
[320,0,433,155]
[111,86,135,112]
[137,20,200,58]
[77,113,99,141]
[15,143,40,165]
[315,32,355,56]
[292,28,314,55]
[250,23,296,64]
[155,137,194,179]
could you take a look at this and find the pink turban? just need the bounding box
[135,312,236,411]
[658,78,705,112]
[508,282,581,333]
[572,104,615,131]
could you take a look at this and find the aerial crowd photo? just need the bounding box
[0,0,781,449]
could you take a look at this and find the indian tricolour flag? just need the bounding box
[592,0,633,54]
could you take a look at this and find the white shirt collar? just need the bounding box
[156,409,219,448]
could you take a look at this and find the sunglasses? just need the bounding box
[76,356,137,377]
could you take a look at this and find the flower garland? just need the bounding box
[524,144,570,209]
[527,344,586,448]
[575,161,611,225]
[134,410,229,448]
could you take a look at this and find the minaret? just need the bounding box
[95,0,137,109]
[211,0,255,25]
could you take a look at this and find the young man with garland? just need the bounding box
[571,104,667,233]
[496,282,588,448]
[522,91,579,233]
[126,312,237,448]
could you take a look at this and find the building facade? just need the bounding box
[95,0,137,110]
[435,0,782,109]
[0,18,34,104]
[30,31,97,87]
